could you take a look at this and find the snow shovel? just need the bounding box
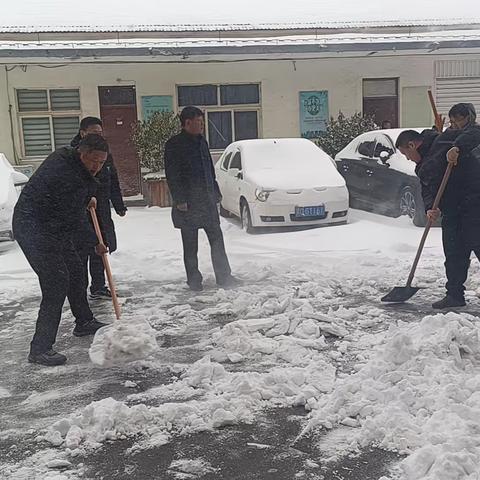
[89,207,121,319]
[381,161,454,303]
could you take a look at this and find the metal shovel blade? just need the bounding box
[381,286,421,303]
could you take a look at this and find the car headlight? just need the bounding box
[255,188,275,202]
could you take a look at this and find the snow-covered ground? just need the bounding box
[1,207,480,479]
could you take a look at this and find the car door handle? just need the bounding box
[366,169,373,176]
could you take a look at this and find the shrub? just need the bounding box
[131,111,180,174]
[316,112,378,157]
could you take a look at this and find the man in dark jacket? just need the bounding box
[396,112,480,309]
[71,117,127,300]
[13,135,109,366]
[165,106,236,291]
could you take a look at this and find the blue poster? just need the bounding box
[299,91,329,139]
[141,95,173,121]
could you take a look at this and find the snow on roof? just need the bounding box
[1,0,479,33]
[1,30,479,54]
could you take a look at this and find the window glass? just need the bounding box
[17,90,48,112]
[53,117,80,149]
[357,140,376,158]
[234,111,258,141]
[50,89,81,111]
[178,85,217,106]
[220,84,259,105]
[221,152,232,170]
[363,79,398,98]
[22,117,52,156]
[229,152,242,170]
[208,111,232,149]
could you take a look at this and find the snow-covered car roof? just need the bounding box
[227,138,345,190]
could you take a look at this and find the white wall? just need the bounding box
[0,52,475,164]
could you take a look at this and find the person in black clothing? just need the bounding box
[71,117,127,300]
[396,105,480,309]
[164,106,237,292]
[13,135,109,366]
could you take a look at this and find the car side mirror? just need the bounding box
[379,151,392,164]
[236,171,243,180]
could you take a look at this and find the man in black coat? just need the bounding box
[165,106,236,291]
[13,135,109,366]
[71,117,127,299]
[396,108,480,309]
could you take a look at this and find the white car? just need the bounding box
[215,138,349,232]
[0,153,29,241]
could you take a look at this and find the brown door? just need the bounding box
[363,97,399,128]
[362,78,399,128]
[98,86,140,196]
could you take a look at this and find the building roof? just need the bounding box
[2,30,479,60]
[1,0,479,33]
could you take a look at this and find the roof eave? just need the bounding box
[1,39,479,61]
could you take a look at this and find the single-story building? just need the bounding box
[1,0,479,195]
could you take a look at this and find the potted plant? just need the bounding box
[131,111,180,207]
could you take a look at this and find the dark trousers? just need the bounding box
[442,215,480,300]
[180,223,231,286]
[14,225,94,354]
[79,248,106,293]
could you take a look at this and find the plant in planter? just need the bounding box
[131,111,180,206]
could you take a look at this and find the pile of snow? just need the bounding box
[44,355,336,451]
[303,312,480,479]
[88,318,160,367]
[0,386,11,398]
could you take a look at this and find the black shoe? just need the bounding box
[73,318,108,337]
[188,282,204,292]
[28,349,67,366]
[89,287,112,300]
[217,276,242,289]
[432,295,466,310]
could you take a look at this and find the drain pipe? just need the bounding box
[4,65,20,165]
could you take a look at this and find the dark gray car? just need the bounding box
[334,129,429,226]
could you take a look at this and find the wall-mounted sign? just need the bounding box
[299,91,329,139]
[141,95,173,121]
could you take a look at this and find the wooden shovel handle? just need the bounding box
[406,162,453,286]
[428,89,444,132]
[89,207,121,320]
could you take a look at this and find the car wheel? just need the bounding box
[399,186,416,217]
[399,186,426,227]
[219,204,231,218]
[241,202,255,234]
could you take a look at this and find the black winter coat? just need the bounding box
[416,126,480,248]
[13,147,98,244]
[415,129,460,213]
[164,130,221,229]
[70,135,126,252]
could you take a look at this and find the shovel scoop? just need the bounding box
[381,286,422,303]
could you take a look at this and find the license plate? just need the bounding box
[295,205,325,217]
